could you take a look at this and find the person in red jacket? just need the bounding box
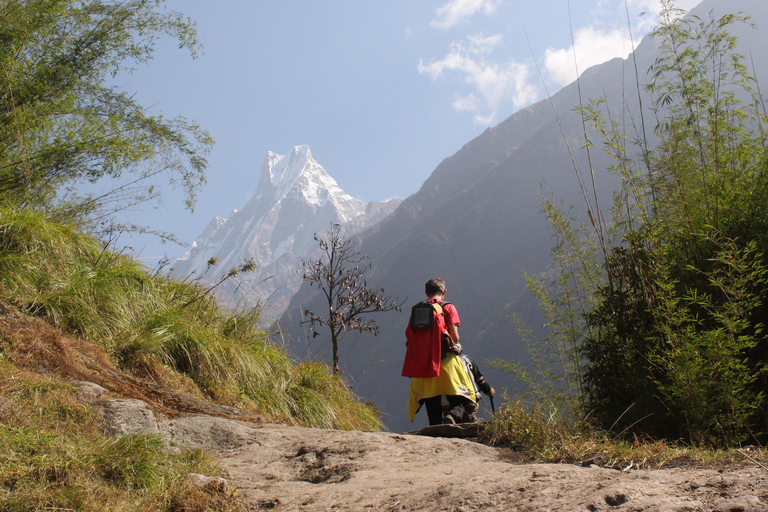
[404,278,478,425]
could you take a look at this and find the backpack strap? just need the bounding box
[428,300,449,315]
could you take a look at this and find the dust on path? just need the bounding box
[217,423,768,512]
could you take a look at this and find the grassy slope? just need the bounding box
[0,207,381,511]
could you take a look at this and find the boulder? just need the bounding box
[92,398,160,436]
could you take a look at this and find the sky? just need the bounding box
[118,0,703,260]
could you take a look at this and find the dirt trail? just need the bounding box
[217,423,768,512]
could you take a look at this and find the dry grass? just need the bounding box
[481,399,768,471]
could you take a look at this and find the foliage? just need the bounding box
[0,0,213,230]
[301,223,402,375]
[501,2,768,446]
[580,3,768,446]
[0,206,382,431]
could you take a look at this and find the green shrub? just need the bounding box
[499,4,768,447]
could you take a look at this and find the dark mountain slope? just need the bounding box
[281,0,768,432]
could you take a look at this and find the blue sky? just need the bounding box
[118,0,702,260]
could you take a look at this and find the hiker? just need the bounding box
[402,278,492,425]
[459,354,496,421]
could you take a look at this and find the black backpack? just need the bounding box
[409,301,447,330]
[409,301,460,358]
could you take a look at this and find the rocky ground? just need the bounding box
[64,392,768,512]
[4,303,768,512]
[204,421,768,512]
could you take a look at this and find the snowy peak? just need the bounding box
[266,145,313,189]
[258,145,363,218]
[174,145,402,323]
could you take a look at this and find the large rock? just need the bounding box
[93,398,160,436]
[157,414,262,452]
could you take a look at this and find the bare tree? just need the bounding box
[301,224,402,375]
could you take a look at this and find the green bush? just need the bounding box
[498,4,768,446]
[581,7,768,445]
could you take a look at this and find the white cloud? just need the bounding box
[419,34,539,124]
[539,1,703,90]
[430,0,500,30]
[543,26,637,88]
[452,94,479,112]
[541,0,705,87]
[628,0,702,14]
[419,0,707,125]
[627,0,703,31]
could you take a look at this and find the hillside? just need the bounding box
[0,299,250,421]
[3,300,767,511]
[0,207,378,509]
[278,0,768,433]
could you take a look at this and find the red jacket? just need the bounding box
[401,300,459,378]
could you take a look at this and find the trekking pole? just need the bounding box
[489,396,495,415]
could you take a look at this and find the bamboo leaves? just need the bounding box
[0,0,212,229]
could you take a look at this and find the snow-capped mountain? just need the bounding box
[174,145,401,323]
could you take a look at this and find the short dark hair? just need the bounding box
[425,278,446,297]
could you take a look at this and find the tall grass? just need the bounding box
[0,363,239,511]
[0,206,381,431]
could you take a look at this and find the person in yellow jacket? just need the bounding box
[407,278,489,425]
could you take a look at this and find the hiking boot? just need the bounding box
[442,415,456,425]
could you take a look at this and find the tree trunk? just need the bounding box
[332,334,339,375]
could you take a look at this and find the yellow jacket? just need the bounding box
[408,353,478,422]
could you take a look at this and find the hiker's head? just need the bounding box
[425,278,446,298]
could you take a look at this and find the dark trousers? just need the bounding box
[423,396,443,425]
[422,395,478,425]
